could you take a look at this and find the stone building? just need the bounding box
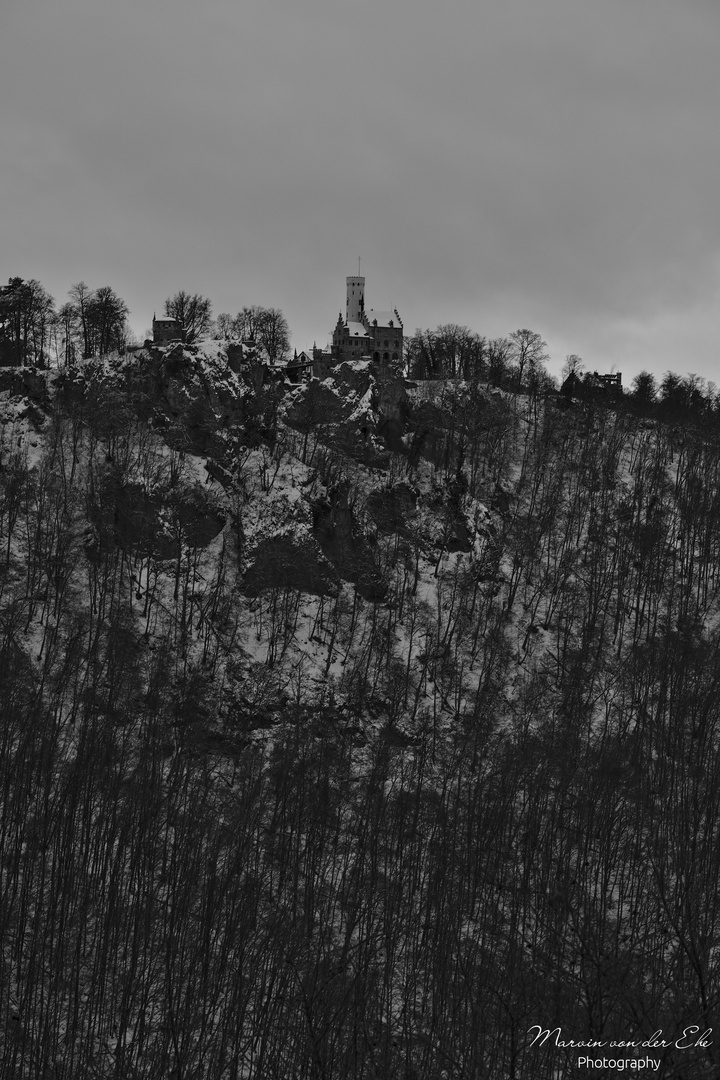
[286,350,314,383]
[152,315,184,345]
[313,275,403,375]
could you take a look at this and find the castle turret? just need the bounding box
[346,276,365,323]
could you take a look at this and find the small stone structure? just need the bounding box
[594,372,622,389]
[152,315,184,345]
[286,350,313,384]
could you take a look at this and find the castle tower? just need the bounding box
[346,276,365,323]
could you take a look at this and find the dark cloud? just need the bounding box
[1,0,719,380]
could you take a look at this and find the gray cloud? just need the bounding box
[1,0,719,381]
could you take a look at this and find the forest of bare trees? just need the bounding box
[0,279,129,367]
[1,325,720,1076]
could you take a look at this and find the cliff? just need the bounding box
[1,342,719,1078]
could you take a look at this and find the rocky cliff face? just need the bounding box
[55,342,250,455]
[0,342,506,697]
[5,342,719,1078]
[283,359,410,466]
[0,348,504,610]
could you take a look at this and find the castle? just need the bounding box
[312,275,403,377]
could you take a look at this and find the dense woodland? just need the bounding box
[1,292,720,1077]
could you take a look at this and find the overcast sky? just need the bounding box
[2,0,719,385]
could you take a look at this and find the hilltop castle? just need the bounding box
[312,275,403,377]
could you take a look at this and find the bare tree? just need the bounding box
[405,328,440,379]
[53,302,78,366]
[508,328,549,389]
[231,305,266,343]
[215,312,234,339]
[164,291,213,344]
[631,370,657,410]
[256,307,290,365]
[561,353,584,380]
[68,281,94,358]
[405,325,486,380]
[230,306,290,364]
[66,282,129,358]
[0,277,55,366]
[88,285,130,355]
[481,336,510,389]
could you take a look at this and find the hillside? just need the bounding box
[1,342,719,1078]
